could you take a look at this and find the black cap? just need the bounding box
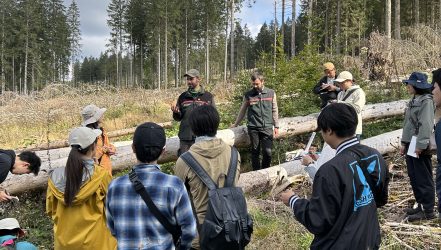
[133,122,166,150]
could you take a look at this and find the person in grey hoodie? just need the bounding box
[400,72,436,221]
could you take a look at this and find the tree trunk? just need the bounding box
[25,100,408,166]
[281,0,285,51]
[439,0,441,29]
[1,8,5,95]
[4,129,404,195]
[431,0,435,27]
[185,8,188,74]
[24,19,29,95]
[175,46,179,88]
[415,0,419,24]
[273,0,277,73]
[140,40,144,87]
[386,0,392,51]
[307,0,313,45]
[205,21,210,84]
[164,1,168,90]
[230,0,235,80]
[291,0,296,57]
[324,0,329,50]
[394,0,401,39]
[224,0,228,83]
[157,33,161,90]
[336,0,341,54]
[239,129,403,195]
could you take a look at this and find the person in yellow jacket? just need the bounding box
[81,104,115,176]
[46,127,117,250]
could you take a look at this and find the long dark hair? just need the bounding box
[64,141,96,206]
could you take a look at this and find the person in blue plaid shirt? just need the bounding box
[106,122,197,249]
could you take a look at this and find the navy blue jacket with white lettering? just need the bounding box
[289,137,389,250]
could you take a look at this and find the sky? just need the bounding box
[63,0,301,59]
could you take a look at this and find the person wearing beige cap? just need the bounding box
[332,71,366,139]
[46,127,117,249]
[0,218,37,249]
[313,62,340,108]
[81,104,115,175]
[171,69,215,156]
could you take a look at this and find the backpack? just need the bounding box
[180,147,253,250]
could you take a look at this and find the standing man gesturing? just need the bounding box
[171,69,215,156]
[231,72,279,171]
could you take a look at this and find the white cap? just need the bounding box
[334,71,353,83]
[69,127,102,149]
[81,104,106,126]
[0,218,25,237]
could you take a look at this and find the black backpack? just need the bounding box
[181,147,253,250]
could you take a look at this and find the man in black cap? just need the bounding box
[171,69,215,156]
[106,122,197,249]
[0,150,41,202]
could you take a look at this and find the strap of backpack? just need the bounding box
[180,152,218,190]
[128,169,181,244]
[341,88,358,101]
[225,146,239,187]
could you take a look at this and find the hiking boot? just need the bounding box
[404,205,422,215]
[407,210,436,222]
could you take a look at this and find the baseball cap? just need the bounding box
[323,62,335,71]
[183,69,200,78]
[81,104,107,126]
[334,71,353,83]
[133,122,166,150]
[0,218,25,237]
[69,127,102,149]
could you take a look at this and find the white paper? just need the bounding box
[407,136,419,158]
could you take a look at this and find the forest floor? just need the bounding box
[2,83,440,249]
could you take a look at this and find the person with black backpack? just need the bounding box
[280,103,389,250]
[175,105,253,250]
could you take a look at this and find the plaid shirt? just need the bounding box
[106,164,197,250]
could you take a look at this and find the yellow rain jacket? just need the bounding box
[46,164,117,250]
[95,128,115,176]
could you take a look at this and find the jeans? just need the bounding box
[248,127,273,171]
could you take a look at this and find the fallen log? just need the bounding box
[30,100,408,164]
[237,129,403,194]
[3,129,403,195]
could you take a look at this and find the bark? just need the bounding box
[386,0,391,40]
[281,0,285,51]
[3,129,404,195]
[336,0,341,54]
[239,129,403,194]
[291,0,296,57]
[394,0,400,40]
[230,0,235,80]
[307,0,313,45]
[273,0,277,73]
[224,1,228,83]
[165,0,168,90]
[415,0,419,25]
[0,8,5,95]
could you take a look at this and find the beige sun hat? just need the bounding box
[81,104,106,126]
[69,127,102,149]
[0,218,25,237]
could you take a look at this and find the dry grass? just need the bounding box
[0,83,234,149]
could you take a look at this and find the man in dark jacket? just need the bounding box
[0,150,41,201]
[313,62,340,108]
[171,69,215,156]
[280,103,389,249]
[231,72,279,171]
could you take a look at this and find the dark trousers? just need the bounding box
[437,164,441,213]
[248,127,273,171]
[406,154,435,212]
[178,139,195,156]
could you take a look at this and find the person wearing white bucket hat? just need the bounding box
[81,104,116,176]
[46,127,117,249]
[0,218,37,249]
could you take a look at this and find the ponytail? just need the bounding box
[64,142,95,206]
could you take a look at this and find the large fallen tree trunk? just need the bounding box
[4,129,403,195]
[238,129,403,194]
[31,100,408,164]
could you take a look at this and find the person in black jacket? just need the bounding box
[313,62,340,108]
[171,69,215,156]
[280,103,389,250]
[0,150,41,202]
